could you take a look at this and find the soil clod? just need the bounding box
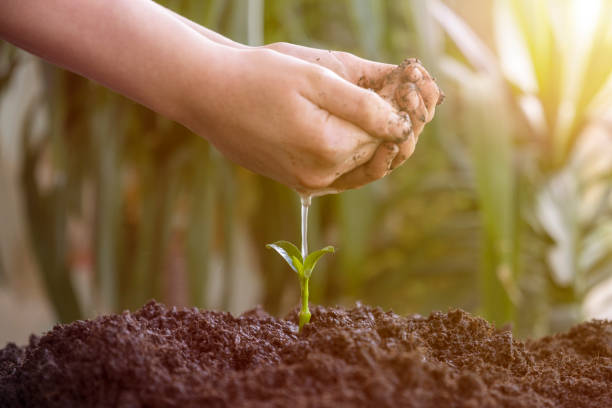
[1,301,610,407]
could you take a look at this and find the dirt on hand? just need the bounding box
[378,58,444,107]
[1,301,610,407]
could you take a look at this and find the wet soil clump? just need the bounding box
[1,301,610,407]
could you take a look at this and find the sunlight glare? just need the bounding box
[573,0,602,43]
[494,0,537,93]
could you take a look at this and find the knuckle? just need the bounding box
[307,65,330,84]
[265,42,292,54]
[331,50,353,62]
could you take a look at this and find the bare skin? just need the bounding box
[160,9,442,190]
[0,0,441,193]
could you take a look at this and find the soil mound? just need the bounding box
[1,301,610,407]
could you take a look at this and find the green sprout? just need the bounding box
[266,240,334,331]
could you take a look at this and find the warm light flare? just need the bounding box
[573,0,602,44]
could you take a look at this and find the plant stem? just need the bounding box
[298,275,311,330]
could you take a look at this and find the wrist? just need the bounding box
[173,43,245,138]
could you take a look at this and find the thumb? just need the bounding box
[304,67,413,144]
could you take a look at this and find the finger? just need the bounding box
[330,51,395,89]
[403,62,442,121]
[394,82,428,136]
[266,43,350,79]
[416,78,441,121]
[319,112,380,174]
[390,131,417,170]
[356,61,396,89]
[298,102,379,180]
[331,142,399,191]
[265,43,395,88]
[379,58,422,93]
[306,69,413,143]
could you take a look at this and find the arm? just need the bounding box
[158,6,394,87]
[0,0,226,126]
[0,0,416,192]
[158,5,250,50]
[156,7,442,175]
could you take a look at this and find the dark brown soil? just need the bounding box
[1,301,610,407]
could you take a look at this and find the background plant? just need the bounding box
[0,0,610,343]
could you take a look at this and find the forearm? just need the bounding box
[0,0,233,124]
[157,4,249,50]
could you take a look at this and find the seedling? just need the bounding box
[266,240,334,331]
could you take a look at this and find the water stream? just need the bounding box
[300,194,312,260]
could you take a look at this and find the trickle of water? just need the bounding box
[300,194,312,260]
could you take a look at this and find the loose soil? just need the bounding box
[1,301,610,407]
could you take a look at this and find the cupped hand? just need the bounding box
[182,47,412,194]
[263,43,443,189]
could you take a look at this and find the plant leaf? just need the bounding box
[303,246,335,278]
[266,241,303,273]
[291,255,303,274]
[429,0,500,75]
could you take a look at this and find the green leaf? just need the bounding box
[429,0,500,74]
[303,246,335,278]
[266,241,303,273]
[291,256,303,274]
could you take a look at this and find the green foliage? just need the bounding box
[266,241,334,330]
[429,0,612,333]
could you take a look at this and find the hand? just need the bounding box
[263,43,442,186]
[162,14,443,191]
[182,47,413,194]
[0,0,437,194]
[263,42,395,89]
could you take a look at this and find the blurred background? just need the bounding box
[1,0,612,344]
